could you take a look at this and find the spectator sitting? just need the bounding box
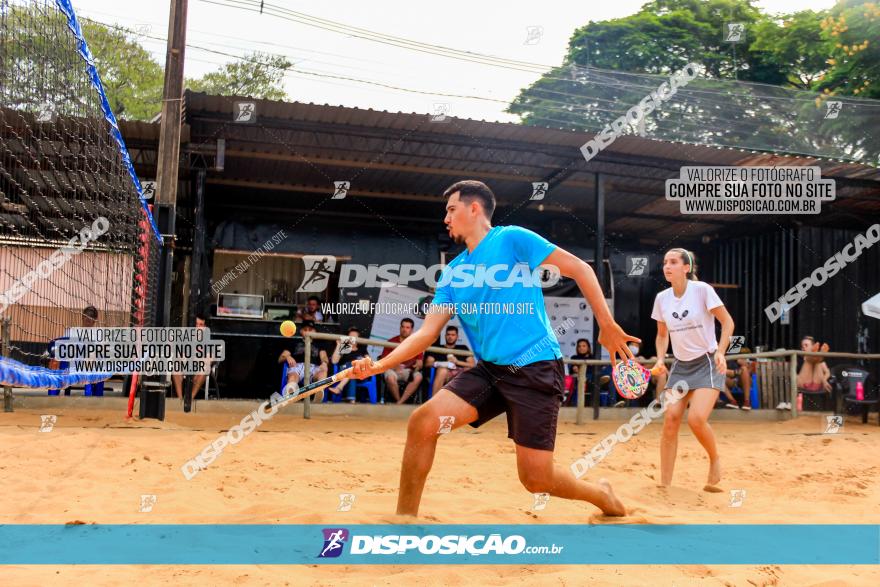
[279,320,329,401]
[380,318,424,404]
[296,296,326,322]
[568,338,592,377]
[720,350,753,410]
[424,325,474,398]
[564,338,592,403]
[172,313,210,402]
[796,335,831,393]
[328,327,370,402]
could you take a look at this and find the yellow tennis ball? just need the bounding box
[280,320,297,337]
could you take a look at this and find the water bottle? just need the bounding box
[856,381,865,401]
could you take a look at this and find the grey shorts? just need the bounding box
[667,352,723,392]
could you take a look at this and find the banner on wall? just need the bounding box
[544,296,613,360]
[367,286,471,359]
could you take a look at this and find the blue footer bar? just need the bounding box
[0,524,877,565]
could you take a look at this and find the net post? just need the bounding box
[303,334,312,419]
[576,362,586,425]
[789,351,798,418]
[2,318,12,412]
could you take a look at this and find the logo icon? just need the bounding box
[724,23,745,43]
[825,101,842,119]
[298,255,337,293]
[627,257,648,277]
[332,181,350,200]
[728,335,745,354]
[530,182,548,201]
[338,336,355,355]
[337,493,356,512]
[729,489,746,507]
[140,180,156,201]
[139,494,157,512]
[319,528,349,558]
[131,23,152,37]
[37,102,56,123]
[233,101,256,123]
[824,415,843,434]
[430,103,450,123]
[39,415,57,432]
[671,310,689,320]
[437,415,455,434]
[524,25,544,45]
[537,265,561,288]
[532,492,550,511]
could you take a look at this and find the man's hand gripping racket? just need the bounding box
[350,356,385,380]
[597,320,659,400]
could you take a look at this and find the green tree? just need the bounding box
[750,11,830,90]
[506,0,877,163]
[817,0,880,99]
[563,0,777,81]
[187,52,291,100]
[508,0,789,130]
[83,21,164,120]
[0,6,163,121]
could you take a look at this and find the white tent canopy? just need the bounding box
[863,292,880,320]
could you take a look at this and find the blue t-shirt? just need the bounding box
[431,225,562,365]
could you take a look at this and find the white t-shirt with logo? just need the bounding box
[651,281,724,361]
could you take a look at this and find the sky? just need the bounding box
[72,0,838,122]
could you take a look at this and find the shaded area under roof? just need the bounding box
[122,91,880,244]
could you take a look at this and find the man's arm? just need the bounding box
[543,247,640,363]
[350,311,452,379]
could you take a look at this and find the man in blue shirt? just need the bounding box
[351,180,637,517]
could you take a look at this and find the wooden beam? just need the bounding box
[224,149,546,183]
[207,178,727,227]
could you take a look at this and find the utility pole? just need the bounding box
[155,0,188,329]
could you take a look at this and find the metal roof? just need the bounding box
[123,91,880,243]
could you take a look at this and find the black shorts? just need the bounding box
[444,358,564,451]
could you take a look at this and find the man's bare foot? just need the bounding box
[706,458,722,489]
[597,478,626,516]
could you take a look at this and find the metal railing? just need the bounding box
[299,331,879,422]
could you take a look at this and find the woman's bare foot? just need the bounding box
[597,478,626,516]
[705,458,722,490]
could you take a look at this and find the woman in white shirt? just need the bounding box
[651,248,735,490]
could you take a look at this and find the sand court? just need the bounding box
[1,400,878,585]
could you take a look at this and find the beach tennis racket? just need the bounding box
[612,360,658,400]
[276,366,354,409]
